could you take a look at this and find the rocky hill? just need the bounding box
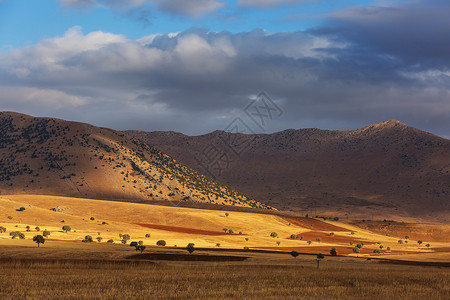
[127,121,450,222]
[0,112,268,209]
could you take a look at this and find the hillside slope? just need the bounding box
[127,121,450,221]
[0,112,267,209]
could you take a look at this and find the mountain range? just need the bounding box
[127,120,450,222]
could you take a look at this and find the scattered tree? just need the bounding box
[156,240,166,246]
[90,217,95,221]
[329,232,334,236]
[330,248,337,256]
[145,234,151,238]
[82,235,93,242]
[417,240,423,245]
[270,232,278,238]
[225,213,229,217]
[387,247,391,251]
[228,229,234,234]
[62,225,71,232]
[398,240,403,244]
[353,247,360,253]
[43,230,50,237]
[216,243,221,247]
[96,236,103,242]
[35,227,40,231]
[0,226,6,233]
[307,240,312,245]
[10,231,25,239]
[136,245,146,253]
[26,226,31,232]
[426,244,431,248]
[18,207,26,211]
[33,235,45,247]
[276,241,281,246]
[122,234,131,241]
[130,241,138,248]
[186,243,195,254]
[316,237,321,243]
[107,239,114,244]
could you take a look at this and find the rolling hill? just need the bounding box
[127,121,450,222]
[0,112,267,209]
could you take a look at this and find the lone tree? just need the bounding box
[62,225,71,232]
[316,254,325,269]
[330,248,337,256]
[186,243,195,254]
[33,235,45,247]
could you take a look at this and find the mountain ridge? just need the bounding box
[127,120,450,222]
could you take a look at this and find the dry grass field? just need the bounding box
[0,258,448,299]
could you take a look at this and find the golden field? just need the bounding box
[1,194,449,299]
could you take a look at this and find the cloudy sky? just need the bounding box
[0,0,449,138]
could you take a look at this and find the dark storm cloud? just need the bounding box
[0,0,449,138]
[316,0,450,66]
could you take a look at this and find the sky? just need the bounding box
[0,0,449,138]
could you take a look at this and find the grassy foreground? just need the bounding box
[0,259,448,299]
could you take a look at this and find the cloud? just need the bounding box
[317,0,450,65]
[57,0,225,17]
[1,0,450,138]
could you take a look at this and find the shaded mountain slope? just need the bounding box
[127,121,450,221]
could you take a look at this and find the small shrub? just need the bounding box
[18,207,26,211]
[379,245,383,249]
[107,239,114,244]
[398,240,403,244]
[418,240,423,245]
[7,216,12,220]
[35,227,40,231]
[145,234,151,238]
[26,226,30,232]
[329,232,334,236]
[353,247,360,253]
[82,235,93,242]
[216,243,221,247]
[373,249,381,254]
[225,213,229,217]
[121,240,127,244]
[350,232,355,235]
[96,236,103,242]
[356,243,363,248]
[270,232,278,238]
[228,229,234,234]
[405,235,409,239]
[156,240,166,246]
[122,234,131,241]
[316,237,321,243]
[43,230,50,237]
[426,244,431,248]
[62,225,71,232]
[290,234,298,239]
[307,240,312,245]
[90,217,95,221]
[387,247,391,251]
[276,241,281,246]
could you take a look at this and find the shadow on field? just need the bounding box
[126,253,249,261]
